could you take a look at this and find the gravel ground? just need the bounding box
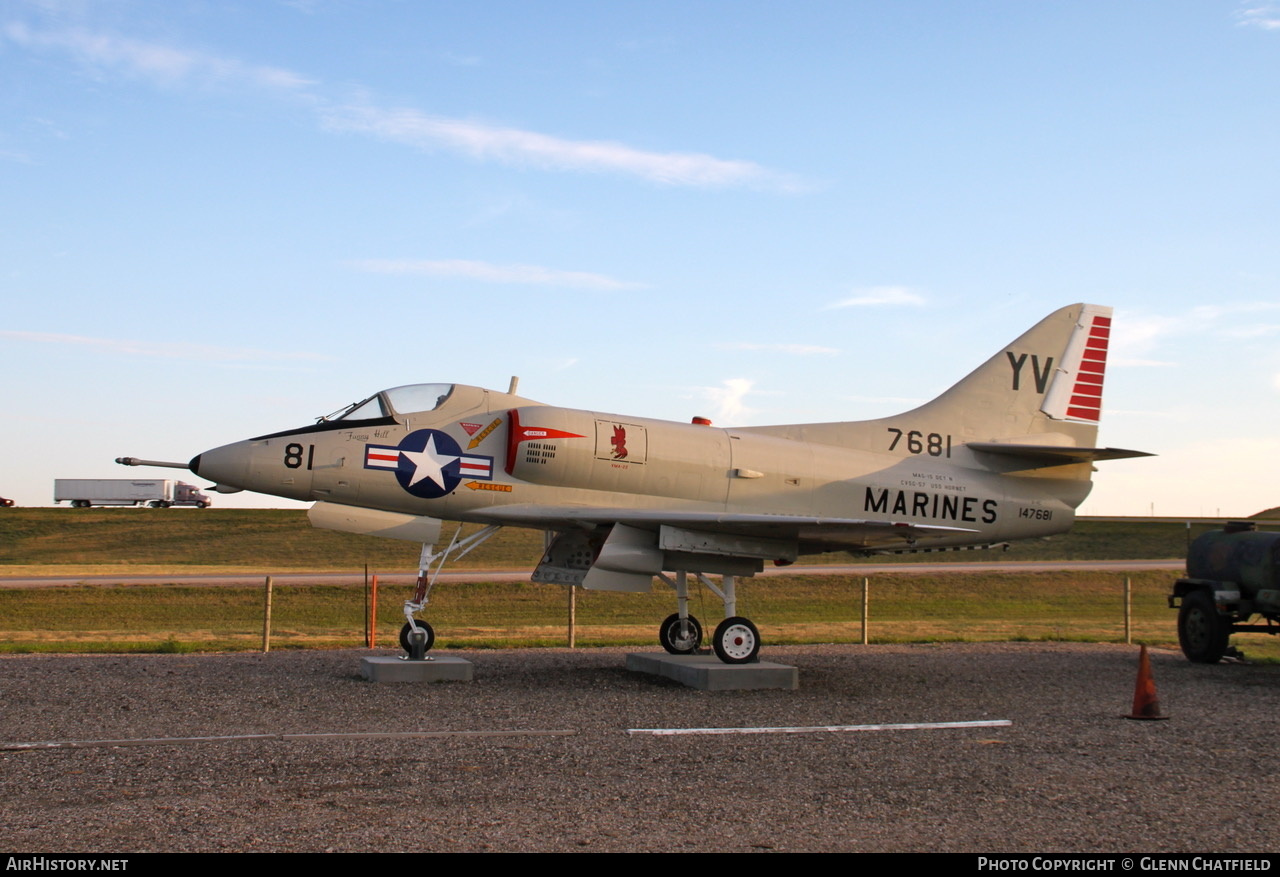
[1,643,1276,853]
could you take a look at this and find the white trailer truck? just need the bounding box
[54,479,211,508]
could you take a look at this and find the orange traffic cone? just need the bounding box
[1125,645,1170,721]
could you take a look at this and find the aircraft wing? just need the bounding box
[472,504,976,553]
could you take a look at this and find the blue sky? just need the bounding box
[3,0,1279,517]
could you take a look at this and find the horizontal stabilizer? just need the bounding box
[967,442,1154,466]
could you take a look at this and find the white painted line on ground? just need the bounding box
[2,729,577,751]
[627,719,1013,737]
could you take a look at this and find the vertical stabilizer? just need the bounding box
[740,303,1115,451]
[893,302,1109,445]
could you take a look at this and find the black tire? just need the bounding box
[196,501,209,509]
[712,616,761,664]
[1178,590,1230,664]
[659,613,703,654]
[149,501,162,508]
[399,620,435,655]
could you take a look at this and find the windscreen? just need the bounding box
[324,383,455,422]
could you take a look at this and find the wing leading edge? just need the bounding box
[473,504,976,553]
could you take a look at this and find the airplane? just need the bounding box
[119,303,1149,664]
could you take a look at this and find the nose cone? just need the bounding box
[189,441,252,491]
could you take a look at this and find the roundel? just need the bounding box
[393,429,467,500]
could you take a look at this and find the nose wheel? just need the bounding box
[399,620,435,658]
[712,616,760,664]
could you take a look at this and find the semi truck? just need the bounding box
[1170,521,1280,662]
[54,479,211,509]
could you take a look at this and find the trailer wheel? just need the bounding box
[1178,590,1230,664]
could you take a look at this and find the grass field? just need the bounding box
[3,571,1277,661]
[3,509,1278,659]
[0,507,1256,571]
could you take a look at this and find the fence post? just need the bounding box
[262,575,273,653]
[861,577,869,645]
[568,585,576,648]
[1124,576,1132,645]
[370,575,379,649]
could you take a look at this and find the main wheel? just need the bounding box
[1178,590,1230,664]
[659,613,703,654]
[712,616,760,664]
[399,620,436,655]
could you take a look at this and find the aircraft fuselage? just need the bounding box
[191,383,1087,557]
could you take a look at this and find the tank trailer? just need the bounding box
[1171,522,1280,662]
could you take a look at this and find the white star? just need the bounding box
[401,434,459,490]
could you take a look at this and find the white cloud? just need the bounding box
[439,51,483,67]
[824,286,925,309]
[1220,323,1280,339]
[1237,4,1280,29]
[0,330,329,362]
[699,378,755,424]
[321,104,795,189]
[1113,302,1280,365]
[1109,357,1177,368]
[716,342,839,355]
[347,258,644,291]
[5,21,800,189]
[2,23,315,91]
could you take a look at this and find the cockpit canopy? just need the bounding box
[322,383,455,422]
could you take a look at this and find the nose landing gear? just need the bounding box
[399,524,502,660]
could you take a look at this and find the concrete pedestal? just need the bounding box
[626,652,799,690]
[360,655,474,683]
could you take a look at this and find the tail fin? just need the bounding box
[901,302,1112,445]
[745,303,1149,465]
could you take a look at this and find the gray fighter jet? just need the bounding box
[120,303,1148,663]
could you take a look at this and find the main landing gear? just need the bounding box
[399,524,502,660]
[656,570,762,664]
